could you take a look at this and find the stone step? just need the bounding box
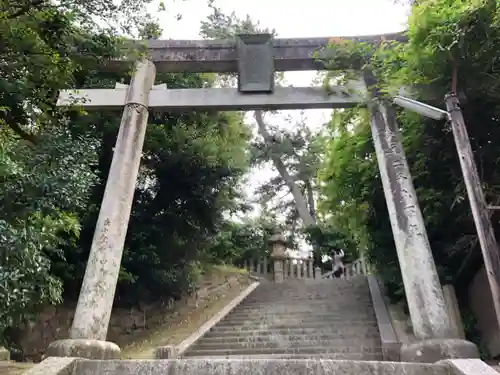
[247,288,369,296]
[229,306,376,312]
[238,296,372,308]
[209,321,379,332]
[182,345,384,357]
[203,327,381,338]
[238,306,373,312]
[242,296,371,302]
[182,353,385,361]
[224,311,376,320]
[237,300,374,308]
[243,291,371,298]
[190,338,382,351]
[219,315,376,326]
[74,358,450,375]
[238,299,373,305]
[247,291,371,296]
[249,284,368,291]
[183,352,385,361]
[246,285,370,291]
[227,311,376,318]
[214,318,378,328]
[221,316,376,324]
[246,284,369,291]
[264,277,367,283]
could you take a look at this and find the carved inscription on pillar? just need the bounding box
[236,34,274,93]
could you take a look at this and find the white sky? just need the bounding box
[153,0,410,254]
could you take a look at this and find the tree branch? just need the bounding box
[1,112,37,146]
[6,0,47,19]
[254,110,315,227]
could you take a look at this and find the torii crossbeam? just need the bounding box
[108,32,407,73]
[61,32,404,111]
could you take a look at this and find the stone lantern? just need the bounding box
[269,232,287,283]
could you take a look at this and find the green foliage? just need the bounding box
[303,225,358,268]
[0,128,98,335]
[205,219,275,265]
[0,0,252,350]
[318,0,500,306]
[0,1,123,340]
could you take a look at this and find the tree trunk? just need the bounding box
[305,180,316,221]
[254,110,316,227]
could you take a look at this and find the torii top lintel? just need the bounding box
[110,31,407,73]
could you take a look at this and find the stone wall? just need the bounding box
[469,264,500,357]
[11,273,250,362]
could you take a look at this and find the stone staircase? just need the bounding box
[182,277,383,359]
[25,275,493,375]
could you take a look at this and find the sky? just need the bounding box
[152,0,410,256]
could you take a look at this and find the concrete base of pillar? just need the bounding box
[45,339,120,360]
[154,345,178,359]
[0,346,10,360]
[400,338,479,363]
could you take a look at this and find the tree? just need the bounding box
[199,3,317,229]
[0,3,113,338]
[206,216,276,266]
[0,0,252,349]
[251,114,324,229]
[318,0,500,302]
[1,0,164,36]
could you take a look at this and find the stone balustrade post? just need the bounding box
[308,258,314,279]
[0,347,10,361]
[315,266,322,279]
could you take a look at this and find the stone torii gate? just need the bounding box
[46,32,478,362]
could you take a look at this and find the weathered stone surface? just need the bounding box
[154,345,177,359]
[45,339,120,360]
[0,346,10,360]
[469,264,500,357]
[182,278,383,360]
[269,233,286,245]
[73,358,450,375]
[69,60,156,341]
[314,266,322,279]
[175,282,260,357]
[58,86,364,112]
[367,276,401,361]
[364,74,457,340]
[400,338,480,363]
[107,32,408,73]
[236,34,274,93]
[270,233,287,261]
[440,358,498,375]
[9,274,250,362]
[442,285,466,339]
[22,357,78,375]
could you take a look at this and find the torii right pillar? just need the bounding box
[364,73,479,363]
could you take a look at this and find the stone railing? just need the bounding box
[322,257,369,280]
[243,257,319,280]
[244,233,372,283]
[243,256,370,281]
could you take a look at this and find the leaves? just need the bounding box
[318,0,500,303]
[0,0,253,348]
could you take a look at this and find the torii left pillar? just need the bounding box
[46,60,156,359]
